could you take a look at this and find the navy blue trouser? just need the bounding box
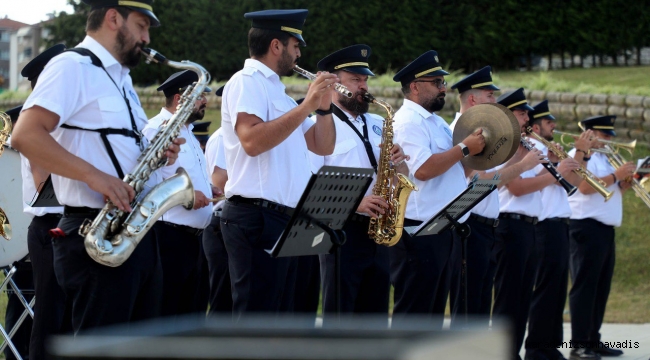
[320,217,390,323]
[27,214,72,360]
[450,217,497,328]
[569,218,615,347]
[493,216,538,358]
[525,218,570,353]
[389,218,458,329]
[154,222,202,317]
[52,216,162,334]
[221,201,293,320]
[202,213,232,315]
[288,255,320,317]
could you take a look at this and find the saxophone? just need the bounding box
[364,93,417,246]
[80,48,210,267]
[0,111,11,158]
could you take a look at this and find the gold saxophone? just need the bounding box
[526,126,613,200]
[364,93,417,246]
[1,111,12,240]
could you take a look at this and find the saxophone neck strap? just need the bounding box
[331,105,378,173]
[65,47,143,149]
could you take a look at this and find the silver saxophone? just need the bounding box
[80,48,210,267]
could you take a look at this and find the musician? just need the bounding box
[391,50,485,328]
[524,100,590,360]
[10,44,75,360]
[220,9,337,317]
[493,89,579,359]
[142,70,213,316]
[312,44,408,321]
[567,115,633,359]
[203,85,233,315]
[11,0,183,332]
[448,67,544,328]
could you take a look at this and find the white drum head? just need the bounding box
[0,144,32,267]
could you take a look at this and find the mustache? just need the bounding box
[437,93,446,98]
[294,56,300,65]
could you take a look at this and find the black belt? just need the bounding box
[227,196,295,217]
[63,206,101,218]
[39,213,63,220]
[161,221,203,237]
[348,213,370,224]
[469,213,499,228]
[499,212,538,225]
[544,217,570,225]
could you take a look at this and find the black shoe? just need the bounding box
[591,346,623,357]
[570,348,601,360]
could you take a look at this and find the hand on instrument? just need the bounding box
[193,191,211,210]
[164,137,186,166]
[547,142,563,163]
[87,171,135,212]
[619,179,633,190]
[614,162,636,182]
[520,148,545,171]
[574,130,594,154]
[389,144,410,166]
[304,71,340,114]
[211,185,224,198]
[357,195,389,219]
[557,158,580,177]
[463,128,486,155]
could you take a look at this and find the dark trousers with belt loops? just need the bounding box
[493,214,539,358]
[221,200,293,319]
[202,213,232,315]
[154,222,203,317]
[28,214,72,360]
[52,214,162,333]
[568,218,615,347]
[389,218,459,329]
[525,218,570,357]
[450,215,497,328]
[320,216,390,323]
[282,254,320,317]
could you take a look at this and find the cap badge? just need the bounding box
[434,56,439,62]
[361,49,368,57]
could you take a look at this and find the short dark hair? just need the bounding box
[401,82,412,97]
[248,28,291,58]
[165,95,175,108]
[86,6,133,32]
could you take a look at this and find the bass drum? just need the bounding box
[0,144,32,267]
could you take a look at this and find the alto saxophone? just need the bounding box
[364,93,417,246]
[80,48,210,267]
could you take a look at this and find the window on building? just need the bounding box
[0,31,10,42]
[0,50,10,60]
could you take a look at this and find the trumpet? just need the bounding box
[553,130,636,157]
[527,127,613,200]
[293,65,353,98]
[603,145,650,209]
[520,136,577,195]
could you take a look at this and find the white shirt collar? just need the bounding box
[243,58,284,88]
[402,98,436,120]
[336,105,363,123]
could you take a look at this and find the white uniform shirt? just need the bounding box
[143,109,212,229]
[497,160,543,218]
[393,99,468,222]
[22,36,153,209]
[530,138,571,220]
[313,108,383,197]
[568,149,622,226]
[451,112,500,219]
[221,59,314,207]
[205,127,227,210]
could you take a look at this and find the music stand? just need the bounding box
[270,166,374,317]
[0,265,35,360]
[406,177,500,327]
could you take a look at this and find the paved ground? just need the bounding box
[523,323,650,360]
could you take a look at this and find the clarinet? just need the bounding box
[520,137,577,195]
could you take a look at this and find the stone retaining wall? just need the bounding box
[3,85,648,147]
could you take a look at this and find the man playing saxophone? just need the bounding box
[312,44,409,322]
[220,9,337,318]
[142,70,214,317]
[11,0,182,332]
[391,50,485,328]
[566,115,634,359]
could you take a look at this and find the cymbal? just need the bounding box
[452,103,521,170]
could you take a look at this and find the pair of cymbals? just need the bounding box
[452,103,521,171]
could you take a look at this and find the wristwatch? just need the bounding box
[458,143,470,157]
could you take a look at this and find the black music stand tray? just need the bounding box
[406,177,500,327]
[270,166,374,317]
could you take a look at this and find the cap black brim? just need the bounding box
[343,67,375,76]
[130,8,160,27]
[513,104,535,111]
[291,33,306,47]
